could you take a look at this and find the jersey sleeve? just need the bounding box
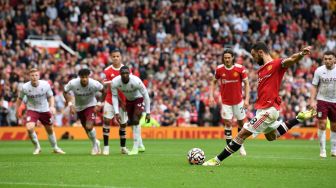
[18,87,26,99]
[312,69,320,86]
[111,80,118,96]
[102,69,111,84]
[94,80,104,91]
[241,66,248,80]
[46,84,53,97]
[137,78,147,96]
[214,68,220,80]
[136,77,151,113]
[64,81,73,93]
[276,58,288,73]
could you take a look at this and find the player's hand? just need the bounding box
[145,113,151,123]
[114,113,121,124]
[50,106,56,114]
[301,46,312,56]
[309,100,317,110]
[243,99,249,109]
[69,105,76,115]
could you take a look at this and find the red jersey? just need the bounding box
[102,65,126,105]
[255,58,287,110]
[215,64,248,105]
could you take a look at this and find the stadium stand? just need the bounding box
[0,0,335,127]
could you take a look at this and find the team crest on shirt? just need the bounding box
[221,73,226,77]
[233,72,239,77]
[111,74,115,77]
[267,65,273,71]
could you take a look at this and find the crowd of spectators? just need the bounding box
[0,0,335,127]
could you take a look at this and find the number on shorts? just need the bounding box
[240,107,244,113]
[249,117,257,125]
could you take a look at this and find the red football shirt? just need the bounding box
[102,65,126,105]
[215,64,248,105]
[255,58,287,110]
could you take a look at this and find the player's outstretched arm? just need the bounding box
[309,85,318,109]
[15,97,22,120]
[282,46,312,68]
[138,79,151,116]
[48,96,56,114]
[94,80,104,112]
[100,84,108,103]
[63,91,72,106]
[243,78,250,108]
[111,82,120,114]
[63,91,76,114]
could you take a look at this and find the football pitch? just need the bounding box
[0,139,335,188]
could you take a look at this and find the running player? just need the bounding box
[210,48,250,156]
[111,66,150,155]
[16,68,65,155]
[203,42,316,166]
[63,68,103,155]
[101,48,129,155]
[310,51,336,158]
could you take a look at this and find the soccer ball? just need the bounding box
[187,148,205,165]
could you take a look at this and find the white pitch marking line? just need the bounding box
[0,182,134,188]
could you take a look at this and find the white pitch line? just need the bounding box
[0,182,134,188]
[143,153,326,161]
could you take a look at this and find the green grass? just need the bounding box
[0,139,335,188]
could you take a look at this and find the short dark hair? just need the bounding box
[120,65,130,74]
[222,48,234,58]
[324,51,335,57]
[251,42,270,54]
[78,68,91,76]
[111,47,122,54]
[29,68,39,73]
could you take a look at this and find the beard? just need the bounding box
[257,59,264,66]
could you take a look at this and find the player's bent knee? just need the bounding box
[120,123,127,128]
[265,133,276,141]
[103,118,111,126]
[223,120,232,128]
[26,123,35,131]
[237,128,252,140]
[85,123,94,130]
[237,120,245,127]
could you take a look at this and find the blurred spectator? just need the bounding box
[160,110,175,126]
[0,97,9,126]
[191,95,205,126]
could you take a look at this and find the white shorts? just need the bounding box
[221,101,246,120]
[243,107,281,137]
[103,102,128,124]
